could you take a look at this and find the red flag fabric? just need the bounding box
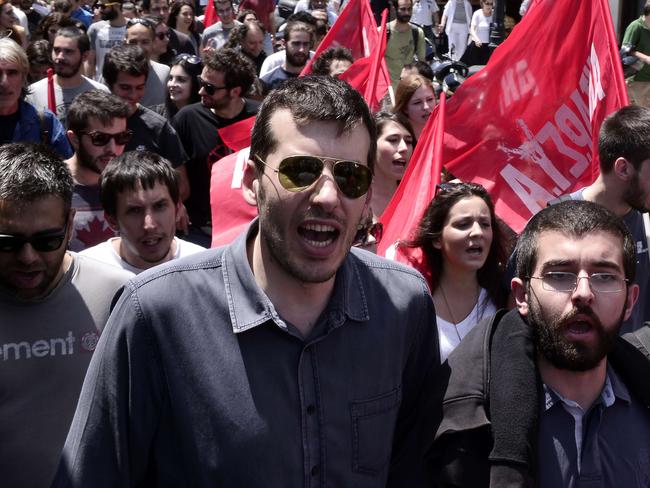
[300,0,379,76]
[210,148,258,247]
[441,0,627,233]
[217,116,256,152]
[377,93,446,269]
[203,0,216,28]
[338,9,390,112]
[47,68,56,114]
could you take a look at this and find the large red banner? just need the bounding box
[441,0,627,233]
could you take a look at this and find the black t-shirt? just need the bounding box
[172,99,260,226]
[126,106,188,168]
[0,111,20,144]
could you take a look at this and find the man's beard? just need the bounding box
[528,297,623,372]
[623,171,650,213]
[396,12,411,23]
[77,142,106,175]
[54,58,82,78]
[286,49,308,69]
[101,7,118,20]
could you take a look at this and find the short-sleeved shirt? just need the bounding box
[385,21,427,87]
[538,366,650,487]
[623,17,650,82]
[260,65,298,92]
[410,0,439,27]
[87,21,127,81]
[126,105,188,168]
[201,20,242,50]
[70,183,116,251]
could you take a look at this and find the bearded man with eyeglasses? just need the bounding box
[431,200,650,487]
[0,142,130,488]
[53,76,440,487]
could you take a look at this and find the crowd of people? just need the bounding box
[1,0,650,486]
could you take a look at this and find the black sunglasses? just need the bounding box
[155,30,171,40]
[79,129,133,146]
[197,76,229,95]
[353,221,383,247]
[175,53,201,64]
[0,218,69,253]
[127,18,153,28]
[255,155,373,199]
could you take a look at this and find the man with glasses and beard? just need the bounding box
[0,143,129,488]
[172,48,259,246]
[65,89,131,250]
[260,20,313,92]
[52,76,440,487]
[27,27,109,127]
[85,0,128,80]
[431,200,650,487]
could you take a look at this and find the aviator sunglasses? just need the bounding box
[254,155,373,199]
[78,129,133,146]
[0,217,69,253]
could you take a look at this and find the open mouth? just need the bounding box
[298,223,339,248]
[392,158,406,168]
[466,244,483,255]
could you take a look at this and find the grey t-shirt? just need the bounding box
[87,20,127,81]
[201,20,241,50]
[141,60,170,109]
[26,76,109,128]
[0,253,130,488]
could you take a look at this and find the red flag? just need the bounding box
[203,0,216,28]
[300,0,379,76]
[377,93,446,272]
[441,0,627,233]
[210,148,258,247]
[338,9,390,111]
[47,68,56,114]
[217,116,256,152]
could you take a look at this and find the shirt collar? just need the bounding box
[222,220,370,334]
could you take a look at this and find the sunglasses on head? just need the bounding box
[434,181,475,196]
[79,129,133,146]
[254,155,373,199]
[99,1,120,8]
[155,30,171,40]
[127,17,153,28]
[0,218,69,253]
[197,76,229,95]
[175,53,201,64]
[353,221,383,247]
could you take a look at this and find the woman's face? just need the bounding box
[0,3,15,30]
[405,84,436,128]
[168,64,193,106]
[178,5,194,29]
[153,23,170,56]
[375,120,413,182]
[482,0,494,15]
[435,196,493,273]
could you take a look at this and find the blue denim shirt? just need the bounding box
[13,101,73,159]
[53,221,440,487]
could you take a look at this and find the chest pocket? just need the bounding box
[350,386,402,475]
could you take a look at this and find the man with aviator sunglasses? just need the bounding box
[0,143,130,487]
[54,76,440,486]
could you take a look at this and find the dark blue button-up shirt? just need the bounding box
[53,222,440,487]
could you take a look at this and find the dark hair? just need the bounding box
[36,13,80,42]
[52,0,73,14]
[126,17,156,36]
[224,20,265,50]
[54,26,91,54]
[100,150,179,216]
[516,200,636,283]
[375,110,415,143]
[0,142,73,211]
[202,48,255,94]
[645,3,650,16]
[165,54,203,117]
[390,0,412,8]
[285,11,317,27]
[236,8,257,22]
[103,43,150,88]
[168,0,195,31]
[598,105,650,173]
[67,89,130,133]
[407,182,509,306]
[284,19,314,43]
[311,47,353,76]
[402,61,434,81]
[26,40,53,80]
[251,75,377,172]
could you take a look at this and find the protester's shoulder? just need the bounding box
[349,248,431,294]
[151,59,171,75]
[243,97,261,114]
[82,76,109,91]
[73,252,133,287]
[138,105,170,126]
[87,20,108,34]
[176,237,207,257]
[28,77,47,93]
[174,101,205,121]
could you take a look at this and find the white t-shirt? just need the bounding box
[437,287,497,362]
[471,9,492,44]
[81,236,205,275]
[410,0,439,27]
[259,49,315,77]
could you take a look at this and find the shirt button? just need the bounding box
[311,465,320,476]
[306,404,316,415]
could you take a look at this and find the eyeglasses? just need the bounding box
[79,129,133,146]
[353,221,383,247]
[254,155,373,199]
[155,30,171,40]
[197,76,229,95]
[0,219,68,253]
[175,53,201,64]
[528,272,629,293]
